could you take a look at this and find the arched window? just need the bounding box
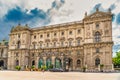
[95,58,100,66]
[94,32,101,42]
[17,41,21,49]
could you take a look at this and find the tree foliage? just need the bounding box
[112,51,120,67]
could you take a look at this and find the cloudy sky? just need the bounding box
[0,0,120,56]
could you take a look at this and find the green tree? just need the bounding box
[112,51,120,67]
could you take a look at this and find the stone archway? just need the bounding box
[63,57,73,71]
[32,60,35,66]
[55,58,62,68]
[46,58,52,69]
[38,58,44,68]
[0,60,4,67]
[76,59,81,70]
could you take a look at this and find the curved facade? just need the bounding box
[8,9,113,71]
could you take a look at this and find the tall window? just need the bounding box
[77,50,80,55]
[1,49,3,57]
[95,58,100,66]
[40,43,42,48]
[77,40,80,46]
[17,41,21,49]
[69,41,72,46]
[95,32,101,42]
[47,43,49,47]
[78,29,81,34]
[61,41,64,47]
[54,42,56,47]
[33,44,36,49]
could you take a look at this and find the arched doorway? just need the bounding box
[63,57,73,71]
[76,59,81,70]
[32,60,35,66]
[0,60,4,67]
[55,58,62,68]
[95,58,100,67]
[46,58,52,69]
[38,59,44,68]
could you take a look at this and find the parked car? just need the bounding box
[49,68,64,72]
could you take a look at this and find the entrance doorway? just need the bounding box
[0,60,4,67]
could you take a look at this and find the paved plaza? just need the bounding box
[0,71,120,80]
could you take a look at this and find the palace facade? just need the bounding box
[0,40,8,69]
[8,9,113,71]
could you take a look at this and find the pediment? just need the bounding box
[85,11,111,19]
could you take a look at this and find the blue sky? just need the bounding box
[0,0,120,56]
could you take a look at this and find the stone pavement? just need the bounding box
[0,71,120,80]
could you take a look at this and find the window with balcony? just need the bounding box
[61,41,64,47]
[47,43,49,47]
[17,41,21,49]
[96,48,100,53]
[94,32,101,42]
[77,40,80,46]
[54,42,56,47]
[77,50,80,55]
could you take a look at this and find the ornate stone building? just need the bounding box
[0,40,8,69]
[8,9,113,71]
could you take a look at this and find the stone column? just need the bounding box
[43,57,46,66]
[61,56,64,68]
[36,56,39,68]
[52,56,55,68]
